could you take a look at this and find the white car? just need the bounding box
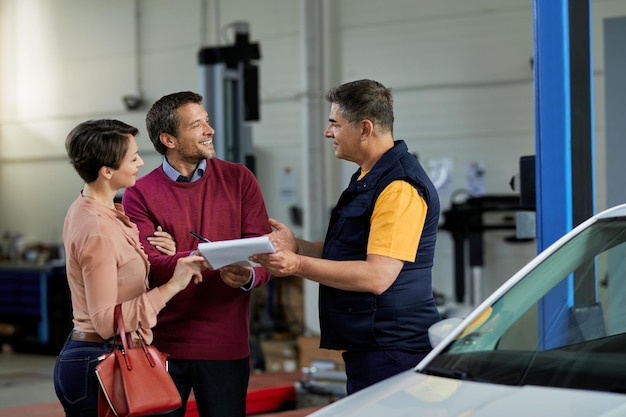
[309,204,626,416]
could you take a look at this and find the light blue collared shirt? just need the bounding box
[162,157,206,182]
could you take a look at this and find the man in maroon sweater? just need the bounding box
[122,91,272,417]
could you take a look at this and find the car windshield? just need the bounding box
[423,216,626,394]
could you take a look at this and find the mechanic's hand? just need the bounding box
[266,218,297,252]
[251,250,301,277]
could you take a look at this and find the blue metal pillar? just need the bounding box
[533,0,595,349]
[533,0,573,249]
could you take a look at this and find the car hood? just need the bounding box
[308,370,626,417]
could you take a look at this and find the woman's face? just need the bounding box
[111,134,144,190]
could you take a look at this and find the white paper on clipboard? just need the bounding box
[197,236,276,269]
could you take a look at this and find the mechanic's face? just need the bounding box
[324,103,362,163]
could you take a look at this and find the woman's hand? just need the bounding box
[158,255,206,301]
[147,226,177,255]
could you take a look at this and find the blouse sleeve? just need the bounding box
[78,220,165,342]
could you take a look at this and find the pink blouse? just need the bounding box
[63,194,165,343]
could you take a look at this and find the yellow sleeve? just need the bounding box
[367,180,427,262]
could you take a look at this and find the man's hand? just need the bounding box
[219,264,253,288]
[148,226,177,256]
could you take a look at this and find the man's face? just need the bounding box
[324,103,362,163]
[172,102,216,163]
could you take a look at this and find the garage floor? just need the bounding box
[0,350,326,416]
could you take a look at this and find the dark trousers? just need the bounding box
[342,350,428,395]
[53,335,113,417]
[156,357,250,417]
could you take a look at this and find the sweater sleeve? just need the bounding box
[239,167,273,288]
[122,182,186,286]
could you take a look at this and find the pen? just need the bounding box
[190,231,211,243]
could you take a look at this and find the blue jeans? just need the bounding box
[53,333,113,417]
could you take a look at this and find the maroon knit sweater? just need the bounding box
[122,158,271,360]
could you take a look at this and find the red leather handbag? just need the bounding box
[95,304,181,417]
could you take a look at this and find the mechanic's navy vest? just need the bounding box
[319,140,441,352]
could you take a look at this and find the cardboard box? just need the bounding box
[261,339,298,373]
[297,336,344,371]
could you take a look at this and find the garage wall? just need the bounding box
[1,0,625,313]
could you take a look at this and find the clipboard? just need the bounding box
[197,236,276,269]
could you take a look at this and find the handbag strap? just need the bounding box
[112,304,155,370]
[113,304,131,352]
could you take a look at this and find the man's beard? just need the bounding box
[182,147,214,164]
